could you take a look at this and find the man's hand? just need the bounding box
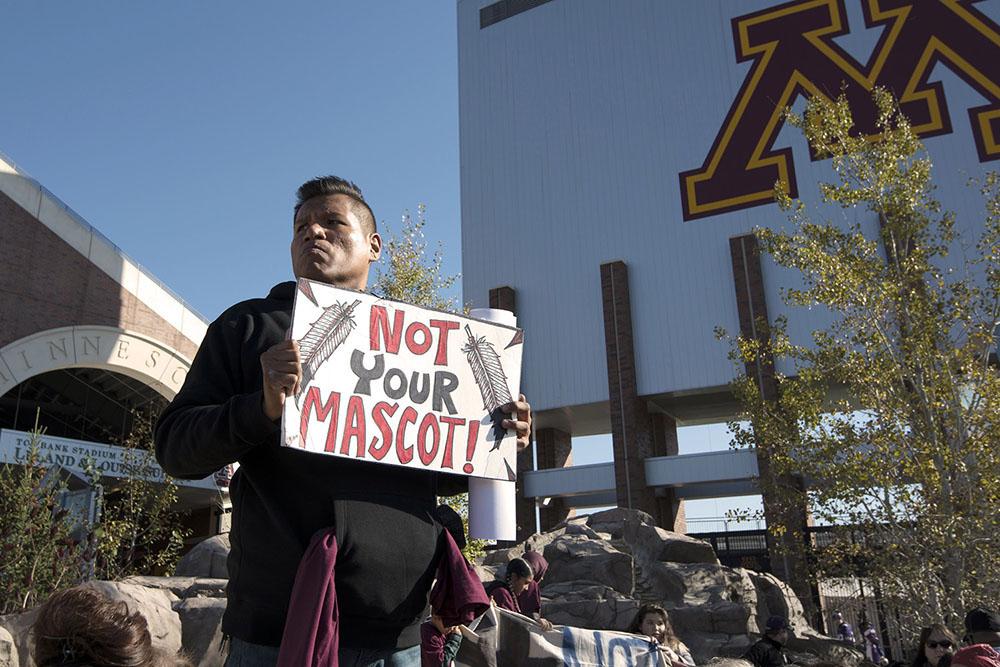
[260,340,301,421]
[501,394,532,452]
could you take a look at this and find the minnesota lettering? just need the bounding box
[680,0,1000,221]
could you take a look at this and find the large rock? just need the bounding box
[174,597,226,667]
[465,510,859,665]
[785,636,866,666]
[642,561,739,606]
[542,535,634,596]
[480,527,569,568]
[182,579,228,599]
[625,520,720,565]
[84,581,182,656]
[472,562,499,585]
[0,607,39,667]
[540,583,639,631]
[671,600,752,636]
[175,535,230,578]
[585,507,655,540]
[122,575,197,599]
[747,571,810,635]
[0,624,16,667]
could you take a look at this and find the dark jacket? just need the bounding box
[155,282,462,649]
[743,636,788,667]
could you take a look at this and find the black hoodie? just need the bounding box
[155,282,458,649]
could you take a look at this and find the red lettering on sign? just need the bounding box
[340,395,367,458]
[429,319,460,365]
[396,406,418,464]
[370,305,404,353]
[405,321,433,356]
[438,416,465,470]
[299,386,341,452]
[463,420,480,475]
[370,401,398,460]
[417,412,441,466]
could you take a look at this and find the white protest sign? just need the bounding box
[457,607,669,667]
[282,279,523,481]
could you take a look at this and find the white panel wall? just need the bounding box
[459,0,999,413]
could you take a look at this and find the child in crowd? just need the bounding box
[517,550,553,631]
[487,557,534,614]
[627,604,695,667]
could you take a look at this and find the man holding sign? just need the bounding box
[155,176,531,666]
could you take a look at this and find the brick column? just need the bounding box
[489,286,538,541]
[650,412,686,533]
[730,234,816,620]
[535,427,573,531]
[599,261,664,523]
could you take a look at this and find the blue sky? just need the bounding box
[2,2,463,318]
[2,2,758,527]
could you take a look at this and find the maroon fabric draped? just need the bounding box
[420,531,489,667]
[276,529,340,667]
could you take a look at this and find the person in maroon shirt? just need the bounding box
[488,559,532,612]
[517,550,554,630]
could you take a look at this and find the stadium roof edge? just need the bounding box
[0,149,208,347]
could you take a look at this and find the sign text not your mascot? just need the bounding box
[282,280,523,481]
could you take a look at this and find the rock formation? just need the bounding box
[479,508,865,665]
[0,508,866,666]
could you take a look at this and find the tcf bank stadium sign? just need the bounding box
[679,0,999,221]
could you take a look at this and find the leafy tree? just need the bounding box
[374,205,486,559]
[0,412,190,612]
[374,204,460,313]
[92,416,189,580]
[722,89,1000,630]
[0,428,91,613]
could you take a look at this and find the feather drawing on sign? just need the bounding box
[462,324,513,451]
[295,299,362,405]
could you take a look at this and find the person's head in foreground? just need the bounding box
[290,175,381,289]
[503,557,534,596]
[912,624,959,667]
[764,615,791,645]
[33,585,192,667]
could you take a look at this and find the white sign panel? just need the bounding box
[0,428,223,490]
[282,280,524,481]
[457,606,669,666]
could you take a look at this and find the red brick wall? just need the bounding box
[0,190,197,359]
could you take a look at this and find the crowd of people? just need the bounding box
[737,607,1000,667]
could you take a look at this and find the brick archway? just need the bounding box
[0,325,191,400]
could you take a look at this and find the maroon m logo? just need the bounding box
[679,0,1000,221]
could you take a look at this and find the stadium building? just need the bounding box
[0,153,230,544]
[457,0,999,608]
